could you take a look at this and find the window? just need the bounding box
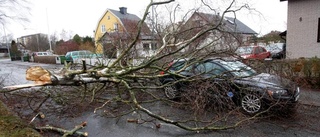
[101,25,106,33]
[195,62,226,76]
[113,23,118,31]
[253,47,259,54]
[143,43,150,51]
[108,16,110,20]
[194,20,204,27]
[261,47,266,52]
[151,43,157,50]
[318,18,320,42]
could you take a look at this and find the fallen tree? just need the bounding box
[1,0,281,135]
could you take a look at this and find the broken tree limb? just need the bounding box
[1,64,122,92]
[3,83,51,91]
[35,122,88,137]
[94,99,111,113]
[29,112,45,124]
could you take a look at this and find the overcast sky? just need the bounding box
[4,0,288,39]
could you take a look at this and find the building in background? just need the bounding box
[177,12,257,54]
[0,43,9,57]
[281,0,320,58]
[17,33,48,52]
[94,7,155,58]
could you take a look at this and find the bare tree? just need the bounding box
[0,0,30,25]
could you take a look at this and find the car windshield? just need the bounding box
[218,60,257,77]
[235,47,254,55]
[171,61,191,71]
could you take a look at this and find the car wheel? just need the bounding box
[241,93,262,115]
[164,85,179,99]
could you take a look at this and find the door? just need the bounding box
[194,61,234,100]
[254,47,268,60]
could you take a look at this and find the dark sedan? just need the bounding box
[265,43,286,59]
[159,58,300,115]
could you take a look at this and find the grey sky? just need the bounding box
[4,0,287,39]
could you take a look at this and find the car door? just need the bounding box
[258,47,269,59]
[254,47,268,59]
[194,61,233,97]
[253,47,263,59]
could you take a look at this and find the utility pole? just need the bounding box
[151,0,156,52]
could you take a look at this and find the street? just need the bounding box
[1,58,320,137]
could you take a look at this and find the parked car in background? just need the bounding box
[235,46,271,60]
[29,52,52,62]
[32,52,51,56]
[159,58,300,115]
[265,43,286,59]
[65,50,97,63]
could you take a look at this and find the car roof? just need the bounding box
[238,45,263,48]
[172,57,239,64]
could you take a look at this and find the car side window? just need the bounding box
[195,62,226,76]
[75,51,79,57]
[254,48,260,54]
[258,47,262,53]
[79,51,85,55]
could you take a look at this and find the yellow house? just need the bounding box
[94,7,151,55]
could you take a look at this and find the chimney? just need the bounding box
[119,7,127,14]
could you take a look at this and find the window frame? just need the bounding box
[113,23,118,31]
[151,43,157,50]
[317,18,320,42]
[194,61,227,76]
[101,25,106,33]
[143,43,150,51]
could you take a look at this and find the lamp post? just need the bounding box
[2,23,10,58]
[46,8,52,53]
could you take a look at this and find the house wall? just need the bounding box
[94,11,123,54]
[287,0,320,58]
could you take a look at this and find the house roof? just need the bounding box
[224,16,257,34]
[195,12,257,34]
[108,8,141,22]
[0,43,8,49]
[96,7,151,41]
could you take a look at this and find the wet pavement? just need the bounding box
[299,88,320,106]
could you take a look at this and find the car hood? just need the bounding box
[270,50,282,54]
[240,54,252,59]
[235,73,294,90]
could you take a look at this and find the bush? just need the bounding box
[247,57,320,89]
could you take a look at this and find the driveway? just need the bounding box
[1,59,320,137]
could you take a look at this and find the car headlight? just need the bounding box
[267,89,288,97]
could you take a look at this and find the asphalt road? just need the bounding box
[1,58,320,137]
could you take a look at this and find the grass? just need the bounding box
[0,100,41,137]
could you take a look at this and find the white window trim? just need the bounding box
[101,25,106,33]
